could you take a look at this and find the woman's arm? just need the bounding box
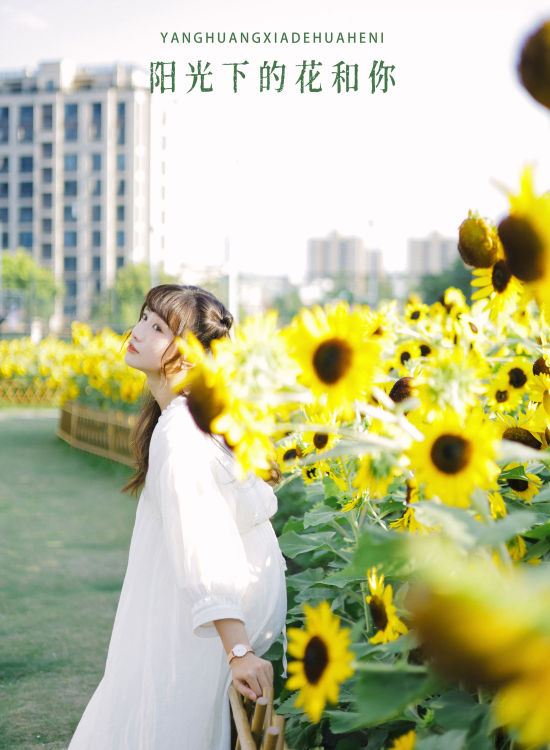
[214,618,274,701]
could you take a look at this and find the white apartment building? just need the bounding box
[0,59,168,328]
[407,231,457,281]
[306,230,383,302]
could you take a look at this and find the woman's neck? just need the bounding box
[146,372,188,412]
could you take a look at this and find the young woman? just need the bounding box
[68,284,287,750]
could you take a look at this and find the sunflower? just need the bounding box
[300,403,341,454]
[353,453,400,500]
[500,357,532,394]
[275,438,304,472]
[365,568,408,645]
[528,373,550,414]
[284,302,382,411]
[404,301,429,325]
[388,730,416,750]
[458,210,503,268]
[471,260,523,321]
[415,347,488,417]
[390,341,421,376]
[494,669,550,748]
[488,491,507,519]
[389,507,435,535]
[286,601,355,723]
[486,374,524,414]
[497,166,550,312]
[502,462,542,503]
[406,410,499,507]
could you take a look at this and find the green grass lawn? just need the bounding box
[0,411,136,750]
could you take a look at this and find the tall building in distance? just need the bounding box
[0,59,168,329]
[306,230,383,304]
[407,231,458,282]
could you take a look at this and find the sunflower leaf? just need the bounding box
[278,530,337,558]
[473,511,535,548]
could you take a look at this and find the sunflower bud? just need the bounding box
[458,213,501,268]
[518,20,550,110]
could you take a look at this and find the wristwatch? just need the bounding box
[227,643,255,664]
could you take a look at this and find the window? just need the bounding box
[117,153,126,171]
[91,179,101,197]
[41,104,53,131]
[18,231,32,248]
[64,180,77,197]
[91,205,101,222]
[64,154,78,171]
[90,102,102,140]
[41,142,53,159]
[0,108,9,143]
[42,243,52,259]
[1,232,8,249]
[42,218,52,233]
[0,207,7,223]
[116,230,125,248]
[92,230,101,248]
[19,156,33,172]
[92,255,101,272]
[117,179,125,196]
[42,167,53,184]
[116,256,125,269]
[91,153,101,171]
[19,182,33,198]
[63,302,77,316]
[18,106,34,142]
[64,205,77,222]
[19,207,33,223]
[64,230,77,247]
[95,278,101,293]
[64,103,78,141]
[0,183,8,198]
[117,101,126,145]
[0,156,8,173]
[65,280,77,297]
[64,256,77,272]
[42,193,52,209]
[116,205,125,221]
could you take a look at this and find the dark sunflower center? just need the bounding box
[389,376,413,403]
[186,380,225,434]
[373,326,384,336]
[283,447,300,462]
[491,260,512,293]
[496,389,509,403]
[313,433,329,450]
[313,338,352,385]
[507,478,529,493]
[410,310,421,320]
[533,356,550,376]
[498,215,545,282]
[400,351,411,365]
[305,467,318,480]
[508,367,528,388]
[303,635,329,685]
[420,344,432,357]
[502,427,541,450]
[469,322,479,334]
[368,596,389,631]
[431,434,472,474]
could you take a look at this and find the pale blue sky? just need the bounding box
[1,0,549,280]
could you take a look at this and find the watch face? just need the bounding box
[233,644,248,657]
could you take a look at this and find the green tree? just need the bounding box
[90,262,179,331]
[417,257,472,305]
[1,248,61,322]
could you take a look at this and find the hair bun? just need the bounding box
[221,313,233,330]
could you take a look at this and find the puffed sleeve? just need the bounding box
[155,413,250,638]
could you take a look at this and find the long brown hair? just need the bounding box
[121,284,233,496]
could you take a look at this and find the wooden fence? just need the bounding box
[57,401,135,466]
[0,378,61,407]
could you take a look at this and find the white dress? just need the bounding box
[68,395,287,750]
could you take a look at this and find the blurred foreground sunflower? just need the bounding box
[286,601,355,723]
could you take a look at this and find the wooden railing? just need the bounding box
[0,378,61,407]
[57,401,135,466]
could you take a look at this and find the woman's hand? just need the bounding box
[230,652,274,701]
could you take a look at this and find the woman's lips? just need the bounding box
[127,343,138,353]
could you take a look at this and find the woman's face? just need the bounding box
[124,307,176,376]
